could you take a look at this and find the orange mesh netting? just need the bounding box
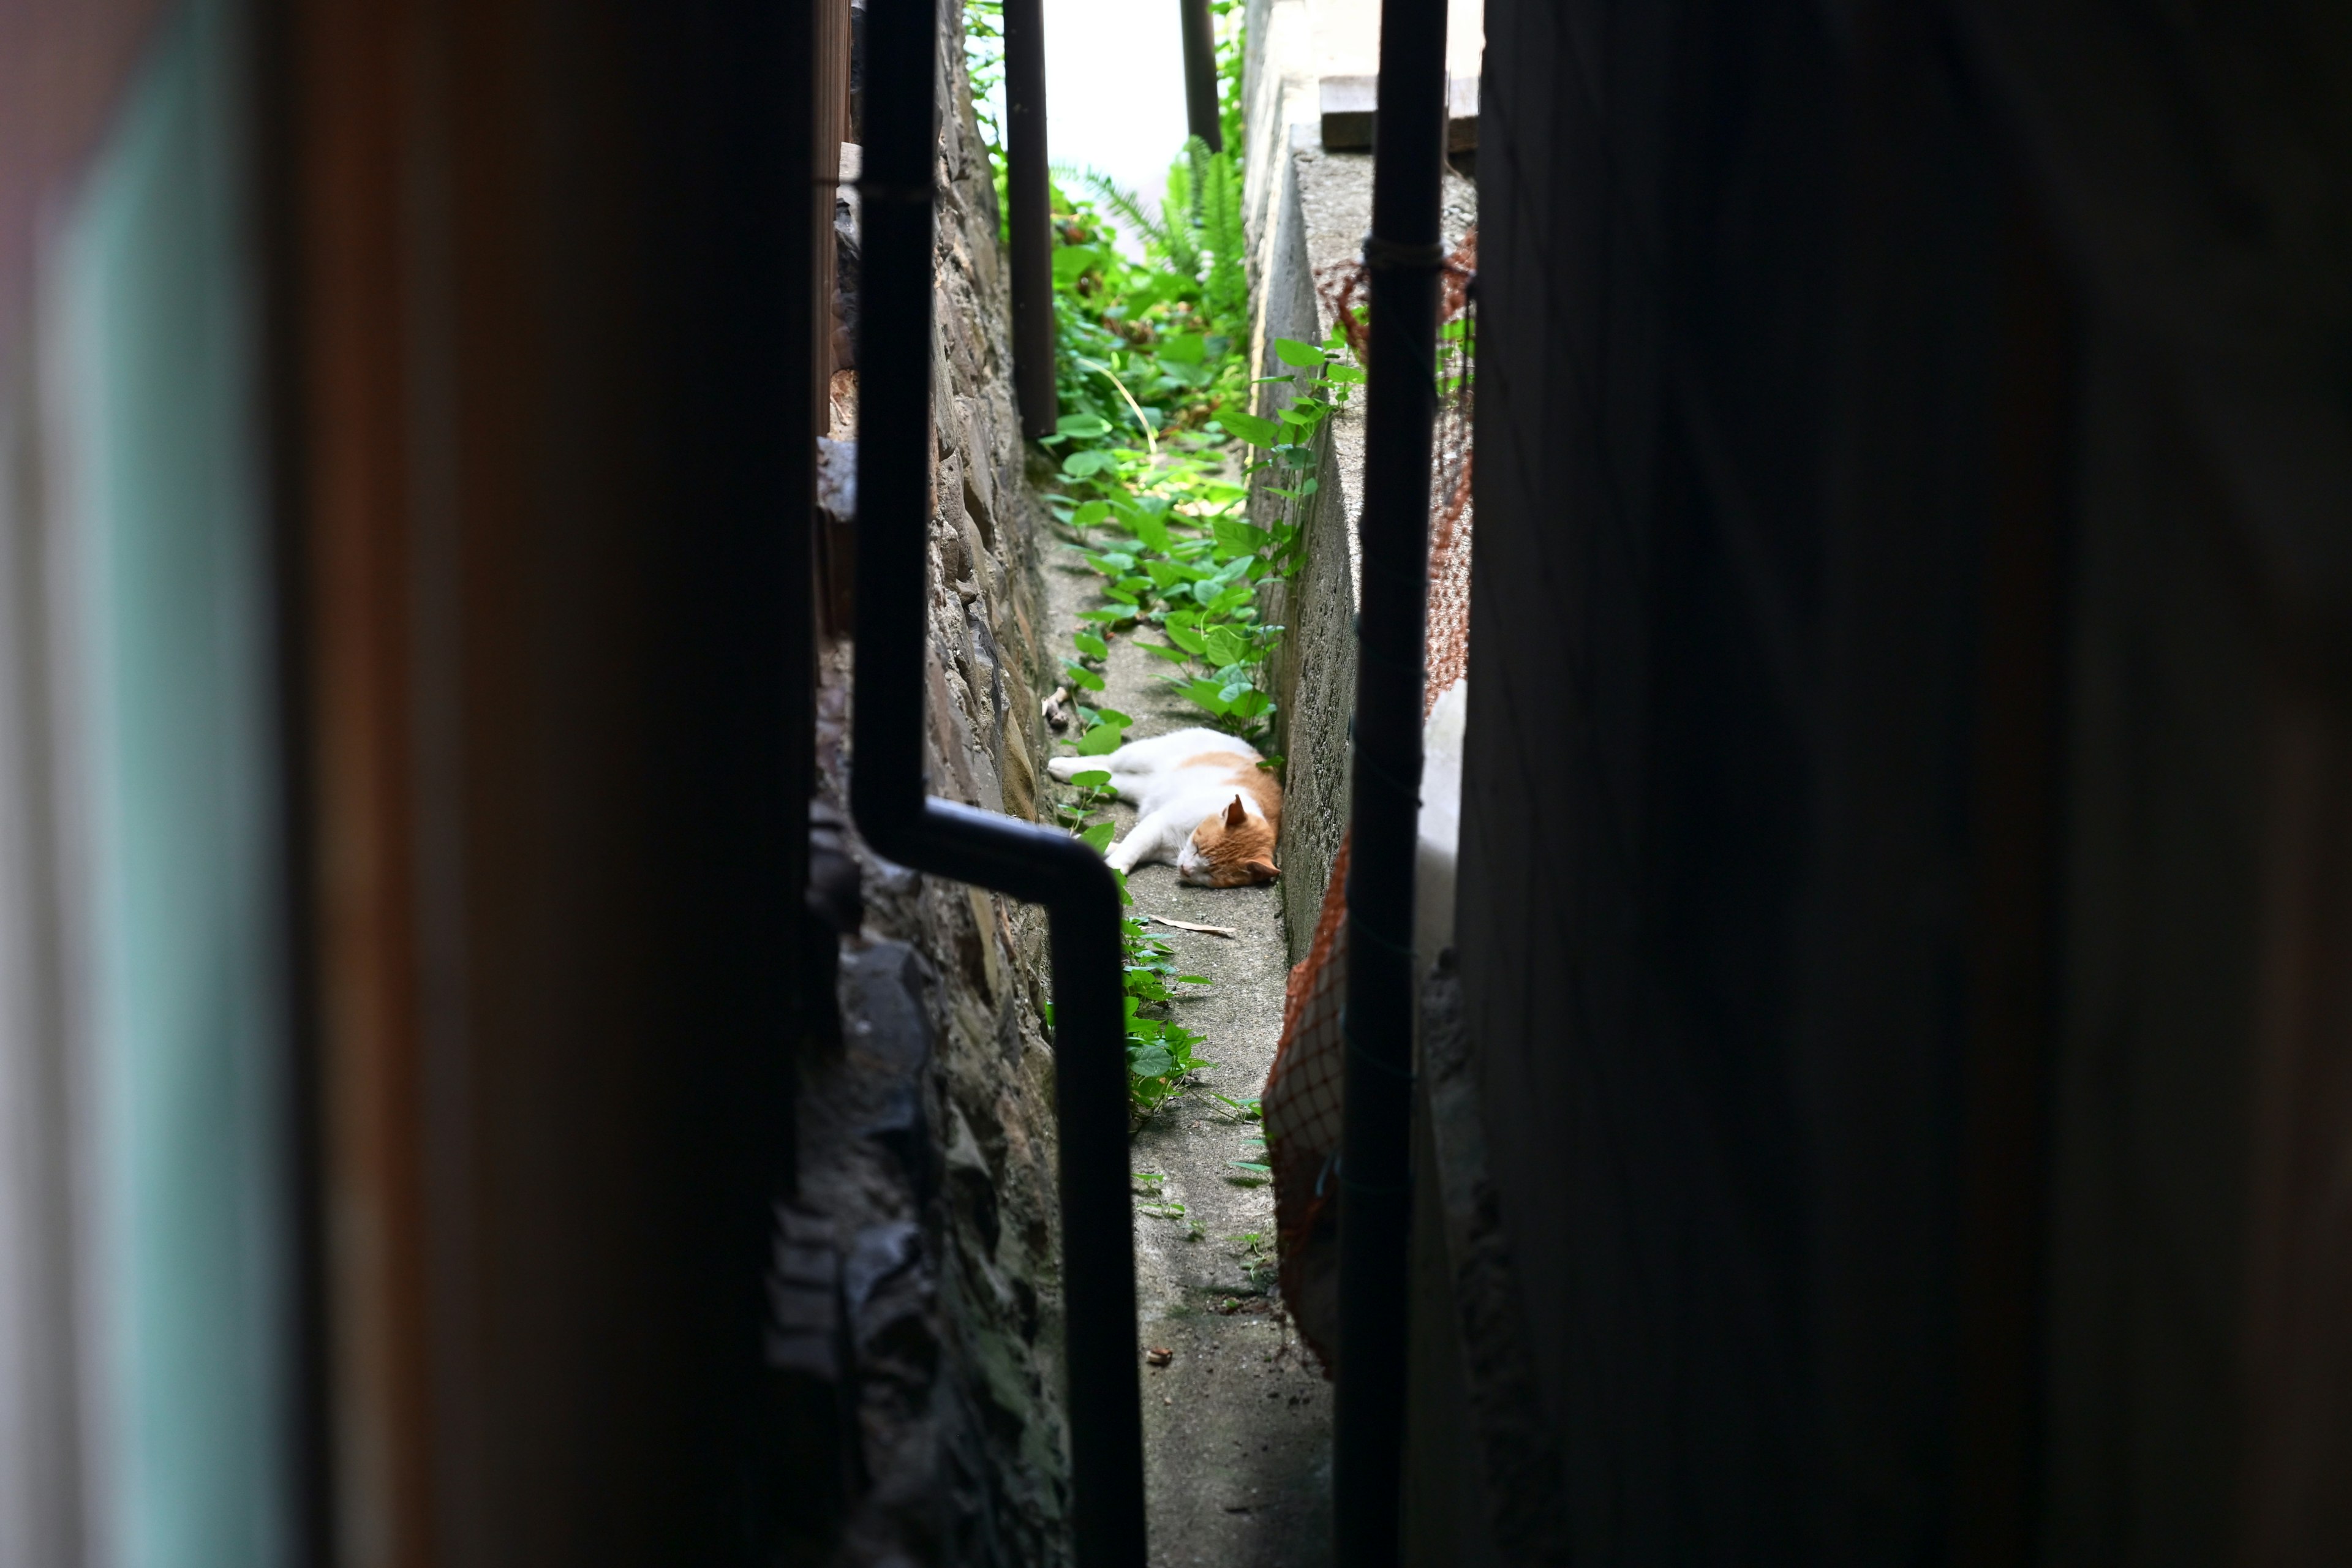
[1267,230,1475,1370]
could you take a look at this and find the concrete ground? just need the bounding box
[1041,538,1334,1568]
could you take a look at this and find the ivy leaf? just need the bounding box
[1080,820,1116,852]
[1273,337,1326,367]
[1057,413,1113,440]
[1072,499,1112,526]
[1177,678,1235,716]
[1326,363,1366,384]
[1094,708,1133,727]
[1063,663,1106,692]
[1159,332,1207,366]
[1078,722,1124,755]
[1203,627,1249,666]
[1063,448,1118,477]
[1139,641,1193,663]
[1219,409,1282,448]
[1131,510,1172,554]
[1069,770,1113,788]
[1073,631,1109,660]
[1212,518,1272,557]
[1052,245,1107,285]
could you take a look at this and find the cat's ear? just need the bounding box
[1245,858,1279,883]
[1224,795,1248,829]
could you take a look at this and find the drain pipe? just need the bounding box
[1003,0,1058,439]
[1335,0,1450,1562]
[1178,0,1224,153]
[855,1,1146,1564]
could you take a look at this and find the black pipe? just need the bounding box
[1335,0,1449,1561]
[1003,0,1058,440]
[1178,0,1224,153]
[854,2,1147,1564]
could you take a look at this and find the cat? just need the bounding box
[1047,727,1281,886]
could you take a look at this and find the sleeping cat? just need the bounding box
[1046,727,1281,886]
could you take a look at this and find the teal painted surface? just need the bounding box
[51,2,295,1564]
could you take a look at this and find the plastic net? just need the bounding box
[1267,230,1475,1370]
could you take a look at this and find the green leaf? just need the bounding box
[1073,631,1109,660]
[1131,510,1172,554]
[1219,409,1282,448]
[1139,641,1193,663]
[1176,975,1211,986]
[1158,332,1207,365]
[1070,769,1113,788]
[1273,336,1325,367]
[1072,499,1112,526]
[1164,622,1208,656]
[1057,413,1113,439]
[1326,363,1366,385]
[1077,722,1124,755]
[1177,678,1235,716]
[1093,708,1133,727]
[1212,518,1272,557]
[1062,448,1118,477]
[1228,1159,1271,1172]
[1064,663,1106,692]
[1080,820,1115,852]
[1203,627,1248,666]
[1052,244,1106,284]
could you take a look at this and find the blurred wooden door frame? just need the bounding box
[271,0,821,1561]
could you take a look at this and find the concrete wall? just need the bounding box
[1248,138,1473,959]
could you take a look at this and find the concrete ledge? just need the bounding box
[1248,138,1476,960]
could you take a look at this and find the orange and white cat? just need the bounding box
[1047,727,1281,886]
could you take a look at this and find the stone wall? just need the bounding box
[794,9,1071,1563]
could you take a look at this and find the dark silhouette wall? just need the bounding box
[1453,1,2352,1559]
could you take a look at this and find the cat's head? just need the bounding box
[1177,796,1280,888]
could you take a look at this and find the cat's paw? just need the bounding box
[1102,838,1138,872]
[1046,756,1085,782]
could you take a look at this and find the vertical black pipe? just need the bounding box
[1335,0,1449,1561]
[855,1,1146,1563]
[1178,0,1223,153]
[1003,0,1058,440]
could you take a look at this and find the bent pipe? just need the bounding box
[851,1,1148,1565]
[1335,0,1450,1563]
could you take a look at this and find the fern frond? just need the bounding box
[1200,150,1246,325]
[1183,136,1213,229]
[1068,165,1172,252]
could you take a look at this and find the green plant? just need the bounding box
[1020,2,1285,1118]
[963,0,1012,240]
